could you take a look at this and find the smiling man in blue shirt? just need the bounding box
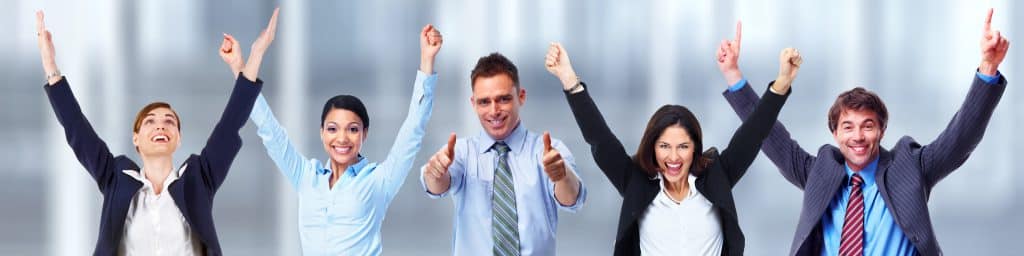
[233,24,443,255]
[421,52,587,256]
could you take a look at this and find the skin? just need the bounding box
[654,125,695,203]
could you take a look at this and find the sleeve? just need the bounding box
[377,70,438,203]
[198,76,263,191]
[716,82,790,187]
[722,81,817,189]
[563,84,637,196]
[249,92,316,190]
[919,73,1007,186]
[44,77,119,190]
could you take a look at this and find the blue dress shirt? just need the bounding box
[420,122,587,256]
[249,71,436,255]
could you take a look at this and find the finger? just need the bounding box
[543,131,552,153]
[446,133,457,158]
[984,8,993,32]
[36,11,46,34]
[267,7,280,37]
[735,20,742,45]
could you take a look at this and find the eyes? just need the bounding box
[143,117,177,127]
[476,95,514,106]
[657,143,690,150]
[325,123,363,134]
[841,122,876,132]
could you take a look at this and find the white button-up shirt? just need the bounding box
[639,174,724,256]
[118,165,201,256]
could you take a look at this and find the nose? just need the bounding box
[668,148,683,162]
[854,129,866,141]
[490,102,501,115]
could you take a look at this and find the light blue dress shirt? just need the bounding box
[420,122,587,256]
[821,157,917,256]
[249,71,437,256]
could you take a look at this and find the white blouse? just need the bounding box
[118,165,202,256]
[638,174,724,256]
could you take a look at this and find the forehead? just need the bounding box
[323,108,363,125]
[656,125,693,143]
[145,107,177,119]
[472,74,517,98]
[838,108,879,123]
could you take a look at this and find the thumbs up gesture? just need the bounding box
[425,133,457,179]
[541,132,568,182]
[980,8,1010,76]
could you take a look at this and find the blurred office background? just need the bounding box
[1,0,1020,255]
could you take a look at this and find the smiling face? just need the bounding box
[132,107,181,157]
[320,108,366,168]
[654,124,695,184]
[833,109,884,171]
[471,73,525,141]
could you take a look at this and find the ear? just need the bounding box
[518,88,527,104]
[132,133,140,147]
[468,96,475,106]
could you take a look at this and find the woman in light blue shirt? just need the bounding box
[220,24,443,255]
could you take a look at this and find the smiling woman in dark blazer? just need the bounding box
[35,9,278,256]
[543,41,798,255]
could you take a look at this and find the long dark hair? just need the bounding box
[633,104,717,177]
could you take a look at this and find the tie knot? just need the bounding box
[493,142,510,155]
[849,173,864,187]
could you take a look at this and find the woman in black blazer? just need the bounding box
[543,42,799,255]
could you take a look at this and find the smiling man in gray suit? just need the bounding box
[713,8,1010,256]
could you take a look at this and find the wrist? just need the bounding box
[723,69,743,86]
[772,76,792,93]
[559,72,578,90]
[420,57,434,74]
[979,62,998,76]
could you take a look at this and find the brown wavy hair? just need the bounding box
[633,104,717,177]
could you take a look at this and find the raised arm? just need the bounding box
[38,11,120,188]
[377,24,442,202]
[546,42,634,195]
[200,8,277,190]
[717,23,816,189]
[716,48,798,187]
[919,8,1009,186]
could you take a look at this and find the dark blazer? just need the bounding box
[45,75,262,256]
[722,75,1007,256]
[564,83,789,256]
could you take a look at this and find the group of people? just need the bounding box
[36,6,1009,256]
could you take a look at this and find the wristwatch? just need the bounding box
[45,69,62,82]
[564,77,585,94]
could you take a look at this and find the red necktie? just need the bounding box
[839,173,864,256]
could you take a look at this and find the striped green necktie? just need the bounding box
[491,142,521,256]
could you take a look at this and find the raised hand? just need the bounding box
[541,132,567,182]
[772,48,802,94]
[219,33,243,79]
[716,21,743,86]
[425,133,457,180]
[980,8,1010,76]
[241,7,280,82]
[544,42,579,90]
[36,11,61,85]
[420,24,443,74]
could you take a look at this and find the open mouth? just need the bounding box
[664,162,683,176]
[331,145,353,155]
[486,116,507,129]
[151,135,170,143]
[848,145,868,155]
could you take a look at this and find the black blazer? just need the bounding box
[722,75,1007,256]
[563,83,789,255]
[45,75,262,256]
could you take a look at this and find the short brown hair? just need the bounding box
[133,102,181,133]
[634,105,716,177]
[470,52,519,89]
[828,87,888,133]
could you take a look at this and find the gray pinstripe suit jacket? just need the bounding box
[722,75,1006,256]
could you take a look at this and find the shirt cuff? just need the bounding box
[976,71,1001,85]
[727,78,747,92]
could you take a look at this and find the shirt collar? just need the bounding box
[844,156,879,187]
[318,156,369,176]
[122,164,186,190]
[477,121,527,154]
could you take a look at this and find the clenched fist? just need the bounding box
[772,48,802,94]
[544,42,579,90]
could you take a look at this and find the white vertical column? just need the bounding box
[278,2,307,254]
[647,0,683,109]
[838,1,866,91]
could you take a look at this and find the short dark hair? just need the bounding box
[321,95,369,130]
[633,105,716,177]
[470,52,519,89]
[828,87,888,133]
[133,102,180,133]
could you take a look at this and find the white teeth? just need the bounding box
[332,146,352,154]
[152,135,168,142]
[667,163,681,168]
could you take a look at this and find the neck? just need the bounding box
[329,159,353,189]
[662,173,690,203]
[140,154,174,194]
